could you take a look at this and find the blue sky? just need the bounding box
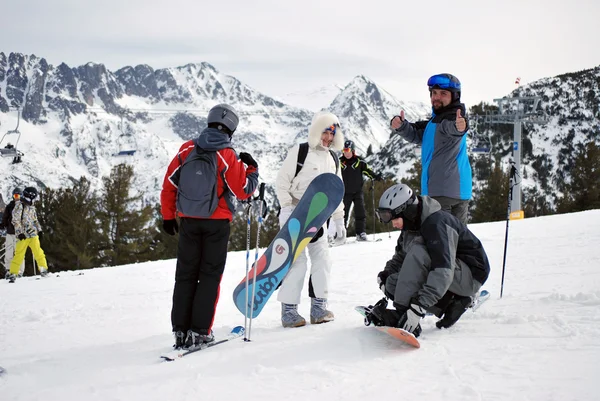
[1,0,599,106]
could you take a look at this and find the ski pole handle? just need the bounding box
[257,182,266,201]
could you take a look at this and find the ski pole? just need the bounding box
[247,183,266,342]
[371,178,376,241]
[243,200,252,338]
[500,162,517,298]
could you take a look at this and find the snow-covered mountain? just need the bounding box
[0,52,427,204]
[278,84,344,112]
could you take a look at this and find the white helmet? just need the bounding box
[377,184,419,223]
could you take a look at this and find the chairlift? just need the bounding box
[112,111,138,157]
[470,130,492,155]
[0,110,25,163]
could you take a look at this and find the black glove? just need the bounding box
[375,173,383,181]
[18,233,26,240]
[162,219,178,236]
[376,270,390,294]
[37,231,43,240]
[239,152,258,168]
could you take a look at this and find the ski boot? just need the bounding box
[281,303,306,328]
[310,298,334,324]
[356,232,368,242]
[184,329,215,349]
[173,330,186,349]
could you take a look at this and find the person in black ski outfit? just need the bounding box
[160,104,259,349]
[366,183,490,337]
[337,140,382,242]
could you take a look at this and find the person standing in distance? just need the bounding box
[390,73,472,224]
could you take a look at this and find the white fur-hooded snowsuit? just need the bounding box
[275,111,345,304]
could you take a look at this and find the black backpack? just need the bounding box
[294,142,339,177]
[1,200,17,234]
[175,146,224,218]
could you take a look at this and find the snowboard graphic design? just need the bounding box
[355,306,421,348]
[233,173,344,319]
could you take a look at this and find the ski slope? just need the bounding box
[1,210,599,401]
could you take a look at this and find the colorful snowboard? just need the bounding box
[233,173,344,318]
[355,306,421,348]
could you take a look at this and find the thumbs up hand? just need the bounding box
[455,108,467,132]
[390,110,405,130]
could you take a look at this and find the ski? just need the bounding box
[160,326,245,361]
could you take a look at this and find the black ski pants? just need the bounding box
[343,191,366,234]
[171,218,230,334]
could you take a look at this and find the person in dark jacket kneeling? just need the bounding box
[365,183,490,337]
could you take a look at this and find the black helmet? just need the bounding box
[12,187,22,197]
[22,187,38,205]
[207,104,239,134]
[343,140,355,152]
[376,183,419,224]
[427,73,461,100]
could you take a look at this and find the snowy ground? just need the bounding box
[1,210,599,401]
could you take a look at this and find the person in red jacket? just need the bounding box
[161,103,259,350]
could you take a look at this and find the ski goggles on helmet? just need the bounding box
[376,194,418,224]
[13,193,20,199]
[323,123,340,135]
[427,74,461,91]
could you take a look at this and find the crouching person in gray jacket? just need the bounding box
[365,183,490,337]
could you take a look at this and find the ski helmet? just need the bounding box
[427,73,461,100]
[22,187,38,205]
[12,187,22,198]
[343,140,355,152]
[376,183,419,224]
[207,104,239,134]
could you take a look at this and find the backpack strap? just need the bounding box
[294,142,339,177]
[329,149,339,174]
[294,142,309,178]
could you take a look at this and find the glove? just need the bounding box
[18,233,26,240]
[327,220,337,243]
[398,300,426,337]
[37,231,43,240]
[278,206,294,228]
[375,173,383,181]
[377,270,390,294]
[239,152,258,168]
[162,219,179,236]
[332,218,346,244]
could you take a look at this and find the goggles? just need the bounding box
[343,147,352,153]
[427,74,461,91]
[376,194,417,224]
[375,208,394,224]
[13,194,20,199]
[323,123,340,135]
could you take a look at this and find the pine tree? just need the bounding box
[470,162,510,223]
[403,159,422,195]
[556,142,600,213]
[98,164,155,266]
[37,177,103,271]
[147,204,179,260]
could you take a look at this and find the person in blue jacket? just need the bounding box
[390,73,472,224]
